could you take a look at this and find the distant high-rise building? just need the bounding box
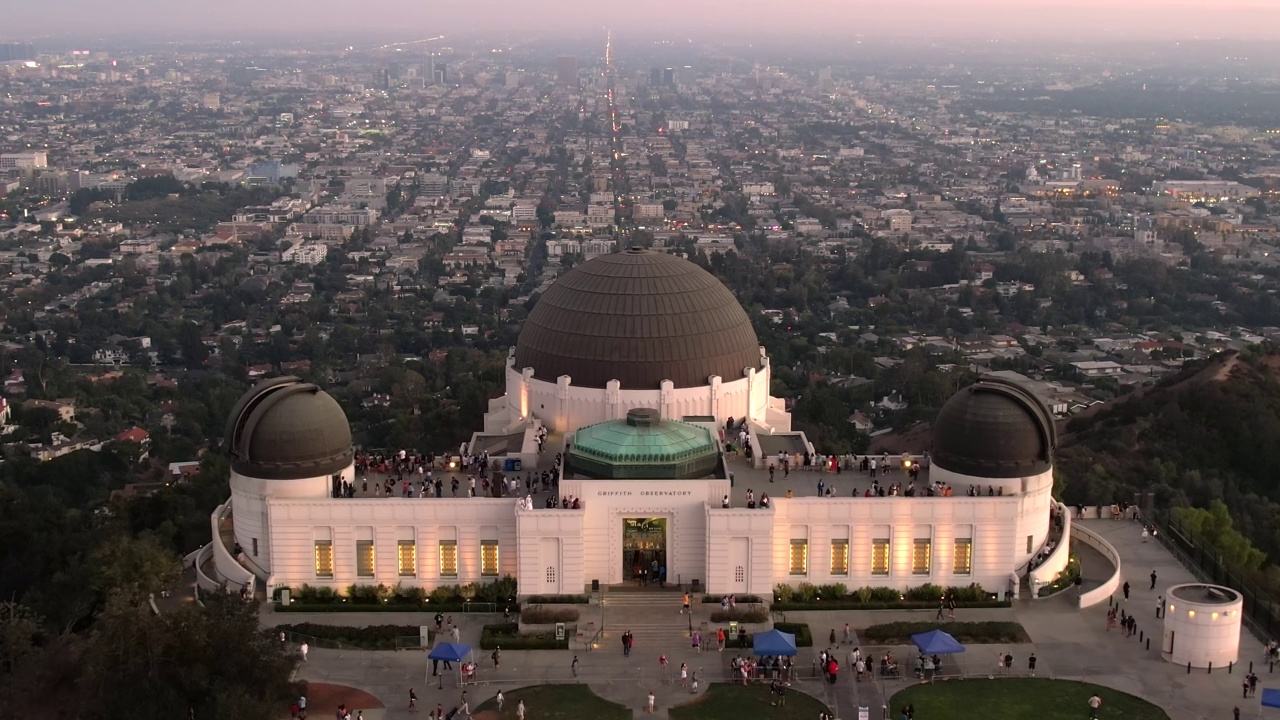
[817,67,833,90]
[0,43,35,63]
[649,67,662,87]
[662,68,676,87]
[557,55,578,87]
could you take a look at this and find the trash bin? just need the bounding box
[512,459,522,472]
[503,458,517,472]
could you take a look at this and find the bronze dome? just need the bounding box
[225,377,354,480]
[514,248,761,390]
[931,376,1056,479]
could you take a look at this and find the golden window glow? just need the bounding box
[398,541,417,577]
[439,541,458,577]
[356,540,375,577]
[871,539,890,576]
[789,540,808,575]
[912,539,931,575]
[953,538,972,575]
[314,541,334,578]
[830,539,849,576]
[481,540,499,577]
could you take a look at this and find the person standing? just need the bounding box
[1150,570,1158,590]
[691,669,700,693]
[298,696,308,720]
[1156,596,1164,618]
[300,642,309,662]
[680,662,689,688]
[492,647,501,668]
[516,701,525,720]
[647,691,656,714]
[1123,581,1131,600]
[659,654,669,681]
[842,623,852,645]
[571,655,579,678]
[1028,653,1037,677]
[495,691,504,712]
[1088,694,1102,719]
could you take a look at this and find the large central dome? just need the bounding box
[515,248,761,390]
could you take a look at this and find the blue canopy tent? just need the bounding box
[752,629,798,656]
[1261,689,1280,709]
[910,629,966,655]
[429,642,473,688]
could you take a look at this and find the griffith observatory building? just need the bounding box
[206,248,1064,599]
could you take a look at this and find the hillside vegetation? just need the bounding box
[1057,347,1280,576]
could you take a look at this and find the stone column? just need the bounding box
[556,375,572,434]
[606,379,621,420]
[709,375,721,421]
[660,380,674,421]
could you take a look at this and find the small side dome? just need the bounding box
[225,376,354,480]
[931,375,1056,479]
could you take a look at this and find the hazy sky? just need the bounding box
[8,0,1280,42]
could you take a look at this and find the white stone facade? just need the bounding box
[1163,584,1244,669]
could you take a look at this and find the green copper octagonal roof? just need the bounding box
[568,408,720,479]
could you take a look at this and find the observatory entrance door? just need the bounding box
[622,518,667,586]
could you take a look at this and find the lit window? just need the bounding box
[356,540,375,577]
[314,541,333,578]
[1026,535,1033,554]
[913,539,931,575]
[789,540,808,575]
[871,539,890,576]
[439,541,458,577]
[398,541,417,577]
[953,538,972,575]
[481,540,499,577]
[830,539,849,576]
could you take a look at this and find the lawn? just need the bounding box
[670,682,830,720]
[889,678,1170,720]
[473,685,630,720]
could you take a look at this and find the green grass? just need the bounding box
[889,678,1170,720]
[473,685,630,720]
[670,682,829,720]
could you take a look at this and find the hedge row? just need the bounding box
[861,621,1030,645]
[771,600,1011,612]
[701,594,765,604]
[480,622,569,650]
[520,607,580,624]
[526,595,591,605]
[275,602,495,613]
[275,623,419,650]
[710,608,770,623]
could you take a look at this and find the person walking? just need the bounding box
[682,593,691,615]
[300,642,309,662]
[691,669,700,693]
[496,691,504,712]
[1088,694,1102,719]
[492,647,501,668]
[298,696,308,720]
[1123,581,1131,600]
[692,630,701,653]
[680,663,689,688]
[516,700,525,720]
[842,623,852,645]
[571,655,579,678]
[1150,570,1158,590]
[935,600,945,621]
[409,689,417,712]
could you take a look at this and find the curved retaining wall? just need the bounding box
[210,501,256,591]
[194,543,222,593]
[1030,501,1073,593]
[1074,522,1122,609]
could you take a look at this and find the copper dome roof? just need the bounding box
[931,376,1056,479]
[225,377,354,480]
[514,248,761,390]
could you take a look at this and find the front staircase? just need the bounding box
[599,589,703,650]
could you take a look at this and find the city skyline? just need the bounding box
[5,0,1280,42]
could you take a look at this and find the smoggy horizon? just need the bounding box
[6,0,1280,44]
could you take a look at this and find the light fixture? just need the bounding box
[1188,610,1195,618]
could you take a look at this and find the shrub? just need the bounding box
[946,583,988,603]
[275,623,418,650]
[526,595,590,604]
[294,584,339,603]
[393,583,427,604]
[868,586,901,603]
[346,584,394,604]
[474,576,518,604]
[480,622,567,650]
[771,622,813,647]
[773,584,794,604]
[905,583,944,602]
[710,607,769,623]
[795,583,820,602]
[520,607,580,624]
[862,621,1029,644]
[1037,553,1082,597]
[818,583,848,600]
[855,586,873,603]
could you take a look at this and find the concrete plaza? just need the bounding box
[276,518,1268,720]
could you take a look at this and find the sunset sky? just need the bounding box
[6,0,1280,41]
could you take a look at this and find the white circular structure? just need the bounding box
[1162,583,1244,668]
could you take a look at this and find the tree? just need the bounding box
[79,593,298,720]
[0,601,41,706]
[90,534,181,603]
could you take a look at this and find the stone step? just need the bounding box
[602,595,686,607]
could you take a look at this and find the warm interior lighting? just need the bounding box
[789,540,808,575]
[1188,610,1196,618]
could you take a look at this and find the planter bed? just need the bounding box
[772,600,1011,612]
[861,620,1030,645]
[480,622,569,650]
[275,602,499,613]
